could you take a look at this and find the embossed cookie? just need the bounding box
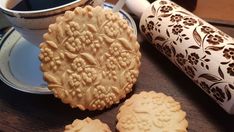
[39,6,141,110]
[64,117,111,132]
[116,91,188,132]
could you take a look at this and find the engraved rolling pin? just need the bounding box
[126,0,234,114]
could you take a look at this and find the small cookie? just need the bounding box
[64,117,111,132]
[39,6,141,110]
[116,91,188,132]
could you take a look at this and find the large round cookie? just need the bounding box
[116,91,188,132]
[39,6,141,110]
[64,117,111,132]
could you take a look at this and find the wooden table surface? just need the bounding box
[1,1,234,132]
[194,0,234,24]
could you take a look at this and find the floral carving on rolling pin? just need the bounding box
[140,0,234,112]
[170,14,183,22]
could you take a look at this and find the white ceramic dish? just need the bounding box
[0,3,137,94]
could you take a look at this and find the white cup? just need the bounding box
[0,0,104,46]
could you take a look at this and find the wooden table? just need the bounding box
[1,1,234,132]
[194,0,234,24]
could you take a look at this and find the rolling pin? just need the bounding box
[126,0,234,114]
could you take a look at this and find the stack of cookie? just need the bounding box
[39,5,188,132]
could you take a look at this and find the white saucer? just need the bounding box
[0,28,50,94]
[0,3,137,94]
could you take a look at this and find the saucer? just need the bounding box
[0,3,137,94]
[0,28,50,94]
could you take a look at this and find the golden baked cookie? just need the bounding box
[64,117,111,132]
[116,91,188,132]
[39,6,141,110]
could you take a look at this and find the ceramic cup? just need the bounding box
[0,0,104,46]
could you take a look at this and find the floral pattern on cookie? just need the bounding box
[116,91,188,132]
[39,6,141,110]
